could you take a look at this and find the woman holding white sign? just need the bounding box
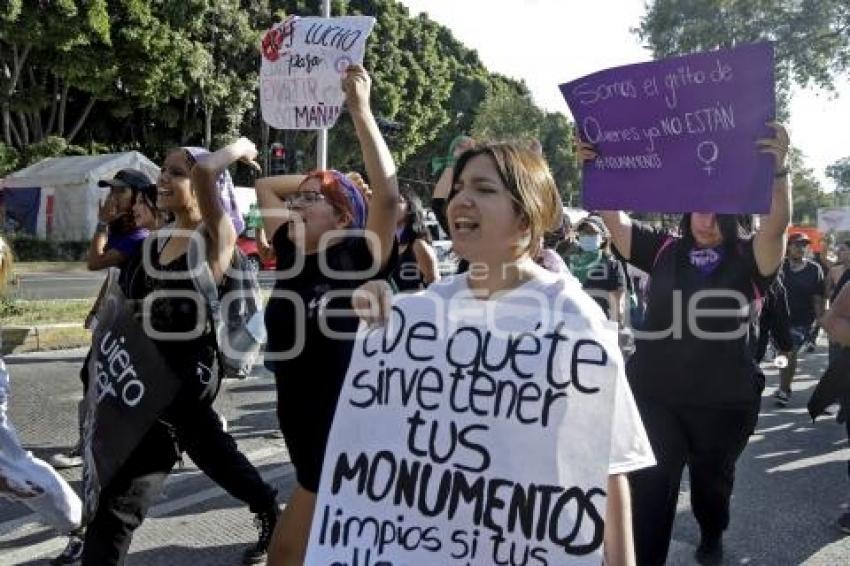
[579,122,791,565]
[255,64,400,565]
[352,142,656,565]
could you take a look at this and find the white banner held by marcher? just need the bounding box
[306,293,623,565]
[260,15,375,130]
[818,207,850,233]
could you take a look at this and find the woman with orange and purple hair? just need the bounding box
[254,65,399,565]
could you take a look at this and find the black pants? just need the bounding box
[83,405,277,565]
[628,396,759,566]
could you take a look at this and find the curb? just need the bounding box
[1,324,90,355]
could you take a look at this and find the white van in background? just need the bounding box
[424,210,458,276]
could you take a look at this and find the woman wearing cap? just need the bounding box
[577,122,791,565]
[49,170,156,475]
[81,138,279,566]
[353,141,656,565]
[775,232,825,406]
[254,65,399,565]
[87,170,154,271]
[570,215,626,323]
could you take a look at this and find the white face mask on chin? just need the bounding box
[578,234,602,252]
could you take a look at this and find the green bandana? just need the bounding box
[569,250,603,285]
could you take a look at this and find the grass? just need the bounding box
[1,298,94,326]
[14,261,88,273]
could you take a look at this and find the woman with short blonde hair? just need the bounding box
[0,235,83,534]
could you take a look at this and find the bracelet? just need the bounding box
[774,168,790,178]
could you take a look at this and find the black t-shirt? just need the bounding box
[265,227,397,406]
[389,239,425,292]
[625,222,775,407]
[782,259,824,327]
[579,254,625,318]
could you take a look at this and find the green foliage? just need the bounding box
[637,0,850,120]
[471,79,543,142]
[787,149,830,224]
[1,0,581,207]
[827,156,850,191]
[539,113,580,206]
[0,143,20,175]
[19,136,89,167]
[5,235,89,261]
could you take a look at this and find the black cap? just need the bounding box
[98,168,153,191]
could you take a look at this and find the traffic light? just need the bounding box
[270,142,287,174]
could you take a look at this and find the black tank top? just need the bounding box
[389,239,425,291]
[143,232,216,401]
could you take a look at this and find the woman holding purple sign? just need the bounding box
[578,122,791,565]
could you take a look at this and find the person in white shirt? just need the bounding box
[353,142,655,566]
[0,235,83,536]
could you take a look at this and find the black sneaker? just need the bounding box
[694,533,723,566]
[838,511,850,535]
[242,507,279,564]
[51,533,85,565]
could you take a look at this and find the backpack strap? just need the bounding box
[186,227,225,342]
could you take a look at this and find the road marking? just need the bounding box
[0,445,289,559]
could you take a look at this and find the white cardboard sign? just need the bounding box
[306,293,622,565]
[260,16,375,130]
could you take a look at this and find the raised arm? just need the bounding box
[87,200,127,270]
[343,64,399,269]
[191,138,259,282]
[753,122,792,277]
[254,174,305,239]
[432,137,474,234]
[574,136,634,259]
[412,239,440,286]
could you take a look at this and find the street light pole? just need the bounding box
[316,0,331,170]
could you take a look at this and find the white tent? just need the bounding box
[2,152,159,241]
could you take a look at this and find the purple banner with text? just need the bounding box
[561,43,775,213]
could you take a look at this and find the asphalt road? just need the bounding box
[1,343,849,564]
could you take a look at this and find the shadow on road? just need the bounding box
[668,348,850,565]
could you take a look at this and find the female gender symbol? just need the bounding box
[696,141,719,175]
[335,56,353,74]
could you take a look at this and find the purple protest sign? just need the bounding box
[560,43,775,213]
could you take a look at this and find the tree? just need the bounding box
[827,156,850,191]
[0,0,111,148]
[471,77,543,143]
[788,149,830,224]
[539,112,580,207]
[637,0,850,119]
